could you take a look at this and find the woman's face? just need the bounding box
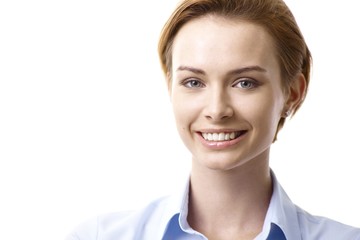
[170,16,288,171]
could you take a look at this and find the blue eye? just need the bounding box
[183,79,205,88]
[234,79,258,89]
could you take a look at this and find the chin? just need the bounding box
[194,153,250,171]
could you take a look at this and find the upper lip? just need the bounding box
[197,129,246,133]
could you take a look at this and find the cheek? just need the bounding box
[171,94,197,130]
[239,93,283,130]
[171,96,201,152]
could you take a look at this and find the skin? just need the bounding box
[169,15,306,240]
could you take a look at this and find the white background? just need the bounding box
[0,0,359,239]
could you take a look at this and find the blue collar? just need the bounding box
[267,223,286,240]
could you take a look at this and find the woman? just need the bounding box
[67,0,360,239]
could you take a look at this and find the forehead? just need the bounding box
[171,15,279,74]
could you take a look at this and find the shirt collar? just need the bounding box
[157,177,191,238]
[160,170,302,240]
[256,170,302,240]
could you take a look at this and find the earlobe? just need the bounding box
[284,73,307,116]
[283,109,291,118]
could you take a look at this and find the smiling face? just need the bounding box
[170,15,288,171]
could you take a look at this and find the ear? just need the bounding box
[284,73,307,116]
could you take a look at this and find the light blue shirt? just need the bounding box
[67,172,360,240]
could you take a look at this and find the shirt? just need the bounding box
[67,172,360,240]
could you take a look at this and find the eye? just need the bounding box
[233,79,258,89]
[183,79,205,88]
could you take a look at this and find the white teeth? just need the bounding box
[202,132,239,141]
[218,132,225,141]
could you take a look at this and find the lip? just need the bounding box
[196,129,248,150]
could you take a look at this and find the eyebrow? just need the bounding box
[176,66,206,75]
[176,65,267,75]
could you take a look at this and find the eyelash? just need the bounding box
[232,79,259,89]
[181,78,260,90]
[181,79,205,88]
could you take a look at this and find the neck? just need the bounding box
[188,151,272,239]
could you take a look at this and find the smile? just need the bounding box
[201,131,246,142]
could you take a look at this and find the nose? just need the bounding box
[204,87,234,121]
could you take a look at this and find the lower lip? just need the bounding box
[197,132,247,150]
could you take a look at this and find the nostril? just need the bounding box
[221,115,230,120]
[205,112,232,121]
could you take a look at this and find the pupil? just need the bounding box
[242,81,250,88]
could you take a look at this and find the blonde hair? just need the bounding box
[158,0,311,135]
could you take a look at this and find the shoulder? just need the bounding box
[295,206,360,239]
[65,196,172,240]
